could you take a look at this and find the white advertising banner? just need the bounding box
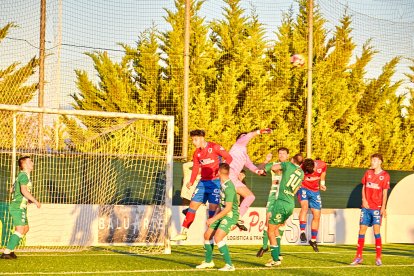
[25,204,390,247]
[170,206,379,245]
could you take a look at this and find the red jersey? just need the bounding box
[301,160,327,192]
[361,169,390,209]
[189,142,232,184]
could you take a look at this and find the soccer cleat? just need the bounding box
[278,253,284,261]
[196,261,215,269]
[235,220,248,231]
[218,264,235,271]
[256,247,269,257]
[309,240,319,252]
[300,232,307,242]
[9,252,17,259]
[170,232,188,241]
[350,257,363,266]
[182,208,189,216]
[0,253,15,260]
[265,260,281,267]
[375,258,382,266]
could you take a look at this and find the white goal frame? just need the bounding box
[0,104,174,254]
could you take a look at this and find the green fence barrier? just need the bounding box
[172,163,413,208]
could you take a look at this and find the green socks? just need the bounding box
[270,245,280,261]
[262,230,269,249]
[6,233,22,251]
[204,241,214,263]
[218,242,232,265]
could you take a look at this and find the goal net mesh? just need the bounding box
[0,106,173,253]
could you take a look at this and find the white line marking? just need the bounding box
[0,264,413,275]
[10,251,413,257]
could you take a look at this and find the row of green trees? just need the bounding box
[1,0,413,170]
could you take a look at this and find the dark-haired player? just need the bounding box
[171,130,232,241]
[264,154,304,267]
[1,156,41,259]
[196,163,238,271]
[228,129,271,229]
[297,158,327,252]
[351,153,390,266]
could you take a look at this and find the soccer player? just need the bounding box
[265,153,304,267]
[229,129,271,229]
[256,147,290,257]
[1,156,41,259]
[297,158,327,252]
[171,130,232,241]
[351,153,390,266]
[196,163,238,271]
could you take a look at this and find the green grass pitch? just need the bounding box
[0,244,413,275]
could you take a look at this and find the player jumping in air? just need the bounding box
[351,153,390,266]
[229,129,271,230]
[265,154,304,267]
[171,130,232,241]
[1,156,41,260]
[297,158,327,252]
[256,147,291,257]
[196,163,239,271]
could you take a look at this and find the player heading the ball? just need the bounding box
[171,130,232,242]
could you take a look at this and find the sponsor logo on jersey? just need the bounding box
[200,158,215,165]
[367,182,380,189]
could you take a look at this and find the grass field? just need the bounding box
[0,244,413,275]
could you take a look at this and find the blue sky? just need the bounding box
[1,0,413,109]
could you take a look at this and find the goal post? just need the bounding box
[0,104,174,254]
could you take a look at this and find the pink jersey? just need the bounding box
[362,169,390,209]
[229,132,259,177]
[189,142,232,184]
[301,160,327,192]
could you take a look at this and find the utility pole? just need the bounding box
[38,0,46,148]
[306,0,313,158]
[182,0,190,160]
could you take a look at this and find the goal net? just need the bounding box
[0,104,174,254]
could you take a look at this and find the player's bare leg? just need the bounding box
[351,225,368,265]
[196,228,216,269]
[299,199,309,242]
[257,212,271,257]
[236,186,255,231]
[171,201,204,241]
[1,225,28,259]
[308,208,321,252]
[265,223,282,267]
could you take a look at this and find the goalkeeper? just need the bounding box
[228,129,271,230]
[1,156,41,260]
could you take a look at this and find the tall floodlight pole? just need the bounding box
[39,0,46,148]
[182,0,190,160]
[306,0,313,158]
[55,0,62,150]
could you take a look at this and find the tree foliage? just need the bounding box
[71,1,414,170]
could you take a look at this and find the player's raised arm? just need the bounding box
[245,154,265,175]
[235,128,272,147]
[213,143,233,164]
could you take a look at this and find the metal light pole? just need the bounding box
[306,0,313,158]
[182,0,190,160]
